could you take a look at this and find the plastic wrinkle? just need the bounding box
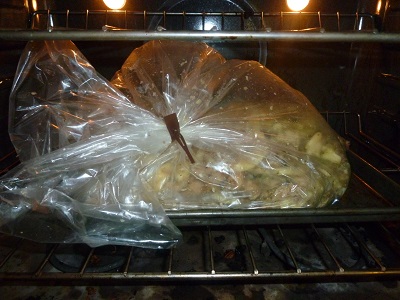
[0,40,350,248]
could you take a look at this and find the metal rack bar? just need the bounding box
[0,150,17,164]
[0,238,22,269]
[242,227,258,275]
[123,246,134,275]
[208,227,216,275]
[167,248,173,275]
[34,244,58,277]
[84,10,89,30]
[356,114,400,164]
[65,9,69,29]
[346,132,399,171]
[378,223,400,248]
[323,111,400,173]
[260,11,264,29]
[2,269,400,284]
[2,30,399,42]
[311,224,344,272]
[168,206,400,226]
[0,160,19,176]
[46,9,50,30]
[318,11,322,28]
[181,11,185,30]
[277,225,301,273]
[79,247,95,275]
[345,224,387,271]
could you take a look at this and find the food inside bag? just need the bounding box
[0,39,350,248]
[112,40,350,209]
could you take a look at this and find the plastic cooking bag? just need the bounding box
[0,39,350,248]
[112,40,350,210]
[0,40,181,248]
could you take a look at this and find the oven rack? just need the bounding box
[327,112,400,178]
[27,10,377,31]
[1,222,400,285]
[1,10,400,43]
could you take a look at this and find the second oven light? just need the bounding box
[103,0,126,10]
[286,0,310,12]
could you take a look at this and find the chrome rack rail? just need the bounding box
[2,10,400,43]
[3,30,400,43]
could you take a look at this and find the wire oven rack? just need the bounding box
[1,222,400,285]
[0,10,400,285]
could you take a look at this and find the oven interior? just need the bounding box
[0,0,400,287]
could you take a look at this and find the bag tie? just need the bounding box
[163,113,195,163]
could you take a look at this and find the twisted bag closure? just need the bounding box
[164,113,195,164]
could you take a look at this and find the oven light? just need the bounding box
[204,20,218,31]
[286,0,310,12]
[376,0,382,14]
[103,0,126,10]
[31,0,37,11]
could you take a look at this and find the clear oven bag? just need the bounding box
[0,40,181,248]
[0,40,350,247]
[111,40,350,210]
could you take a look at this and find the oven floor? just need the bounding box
[1,282,400,300]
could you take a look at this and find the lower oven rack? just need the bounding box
[1,221,400,285]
